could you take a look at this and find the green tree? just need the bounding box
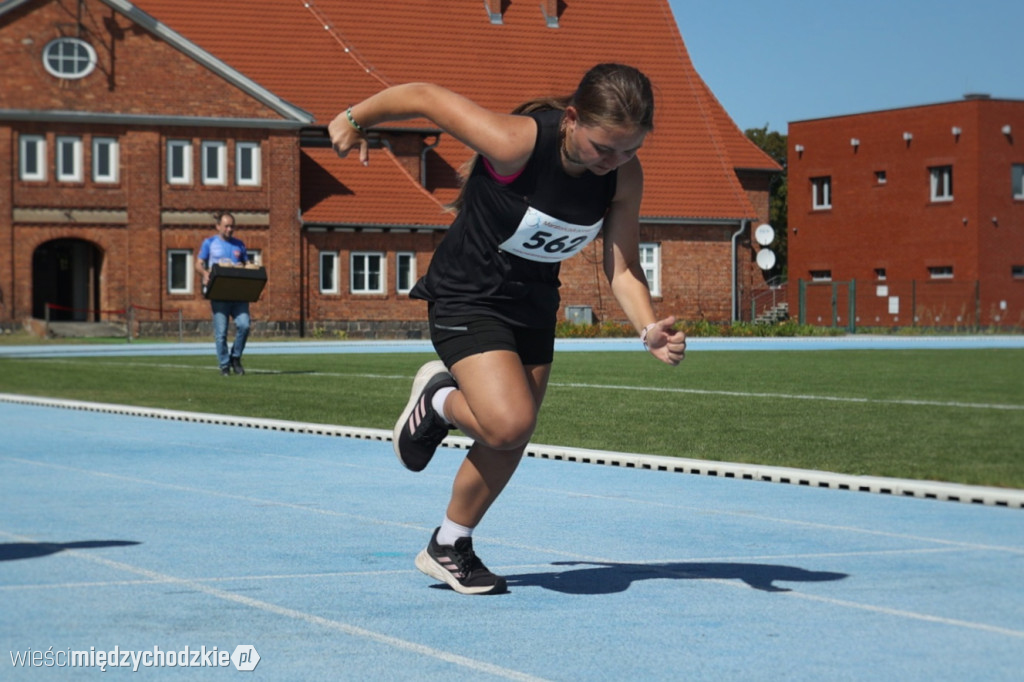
[745,126,788,279]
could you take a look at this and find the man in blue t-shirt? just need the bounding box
[196,212,251,376]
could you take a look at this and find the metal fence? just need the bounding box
[795,279,1023,331]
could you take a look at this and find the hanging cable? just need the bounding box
[298,1,443,209]
[300,1,392,88]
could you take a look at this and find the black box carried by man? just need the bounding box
[203,263,267,302]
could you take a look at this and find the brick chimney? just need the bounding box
[483,0,503,24]
[541,0,561,28]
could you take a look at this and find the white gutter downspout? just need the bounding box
[730,220,749,321]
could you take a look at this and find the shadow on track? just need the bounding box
[505,560,848,594]
[0,540,140,562]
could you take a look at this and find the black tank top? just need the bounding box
[410,109,618,327]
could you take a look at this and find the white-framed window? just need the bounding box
[92,137,119,183]
[1012,164,1024,200]
[56,135,83,182]
[201,141,227,185]
[18,134,46,181]
[810,269,832,282]
[42,37,97,80]
[1012,265,1024,279]
[928,265,954,280]
[167,249,193,294]
[811,176,832,209]
[351,252,384,294]
[396,252,416,294]
[167,140,192,184]
[930,166,953,202]
[874,268,887,281]
[320,251,339,294]
[236,142,262,186]
[875,170,887,185]
[247,249,261,266]
[639,242,661,296]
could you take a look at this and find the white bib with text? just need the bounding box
[498,206,604,263]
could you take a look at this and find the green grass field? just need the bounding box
[1,347,1022,489]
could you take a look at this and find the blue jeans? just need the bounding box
[211,300,251,369]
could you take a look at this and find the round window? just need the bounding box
[42,37,97,79]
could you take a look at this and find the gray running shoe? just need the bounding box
[415,528,507,595]
[392,361,456,472]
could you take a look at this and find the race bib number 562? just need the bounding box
[498,207,603,263]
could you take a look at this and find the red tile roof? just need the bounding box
[300,147,450,226]
[130,0,780,222]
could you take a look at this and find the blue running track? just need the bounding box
[1,338,1023,680]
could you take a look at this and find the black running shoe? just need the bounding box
[415,528,507,595]
[230,357,245,375]
[393,361,456,472]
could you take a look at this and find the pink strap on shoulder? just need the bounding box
[481,157,524,185]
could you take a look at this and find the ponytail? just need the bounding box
[446,64,653,214]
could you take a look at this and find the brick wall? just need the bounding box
[1,0,774,336]
[1,0,302,328]
[788,98,1024,328]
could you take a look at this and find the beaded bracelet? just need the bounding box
[640,322,657,349]
[345,107,365,134]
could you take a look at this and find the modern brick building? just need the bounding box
[1,0,780,337]
[788,96,1024,329]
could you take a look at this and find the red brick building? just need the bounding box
[788,97,1024,329]
[1,0,780,337]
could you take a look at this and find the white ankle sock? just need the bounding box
[437,516,474,546]
[431,386,456,425]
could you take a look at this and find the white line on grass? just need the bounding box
[552,381,1024,411]
[4,392,1022,507]
[27,358,1024,411]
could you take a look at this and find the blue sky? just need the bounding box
[668,0,1023,133]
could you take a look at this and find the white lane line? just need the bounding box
[0,456,428,533]
[495,556,1024,640]
[785,590,1024,639]
[0,547,968,593]
[0,456,612,563]
[4,453,1021,645]
[6,540,1021,642]
[6,452,1022,558]
[639,560,1024,639]
[0,530,553,682]
[519,487,1024,555]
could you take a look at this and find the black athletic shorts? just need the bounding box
[428,305,555,368]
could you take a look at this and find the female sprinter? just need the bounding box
[328,63,687,595]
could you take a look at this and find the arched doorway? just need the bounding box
[32,239,103,321]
